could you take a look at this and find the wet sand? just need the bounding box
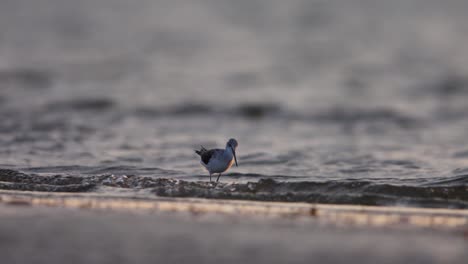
[0,191,467,264]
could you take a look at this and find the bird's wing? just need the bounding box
[200,149,222,165]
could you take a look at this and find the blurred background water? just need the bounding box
[1,0,468,207]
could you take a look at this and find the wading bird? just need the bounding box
[195,138,238,182]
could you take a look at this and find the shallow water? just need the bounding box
[1,0,468,208]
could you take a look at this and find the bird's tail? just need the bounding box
[194,146,208,156]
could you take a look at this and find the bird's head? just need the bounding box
[226,138,238,166]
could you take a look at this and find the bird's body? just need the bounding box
[195,139,238,182]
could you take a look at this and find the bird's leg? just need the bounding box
[216,173,222,182]
[209,173,212,182]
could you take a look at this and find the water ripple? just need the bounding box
[2,169,467,208]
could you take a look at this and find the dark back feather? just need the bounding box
[195,146,217,165]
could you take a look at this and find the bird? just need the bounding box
[195,138,238,182]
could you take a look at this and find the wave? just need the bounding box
[45,98,116,112]
[0,68,53,90]
[131,103,420,127]
[423,173,468,187]
[1,169,467,208]
[132,103,280,119]
[0,169,96,192]
[151,178,468,208]
[4,100,422,129]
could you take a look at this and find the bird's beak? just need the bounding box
[231,147,238,167]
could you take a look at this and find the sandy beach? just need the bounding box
[1,190,467,264]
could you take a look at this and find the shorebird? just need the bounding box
[195,138,238,182]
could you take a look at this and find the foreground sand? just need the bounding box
[0,190,467,264]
